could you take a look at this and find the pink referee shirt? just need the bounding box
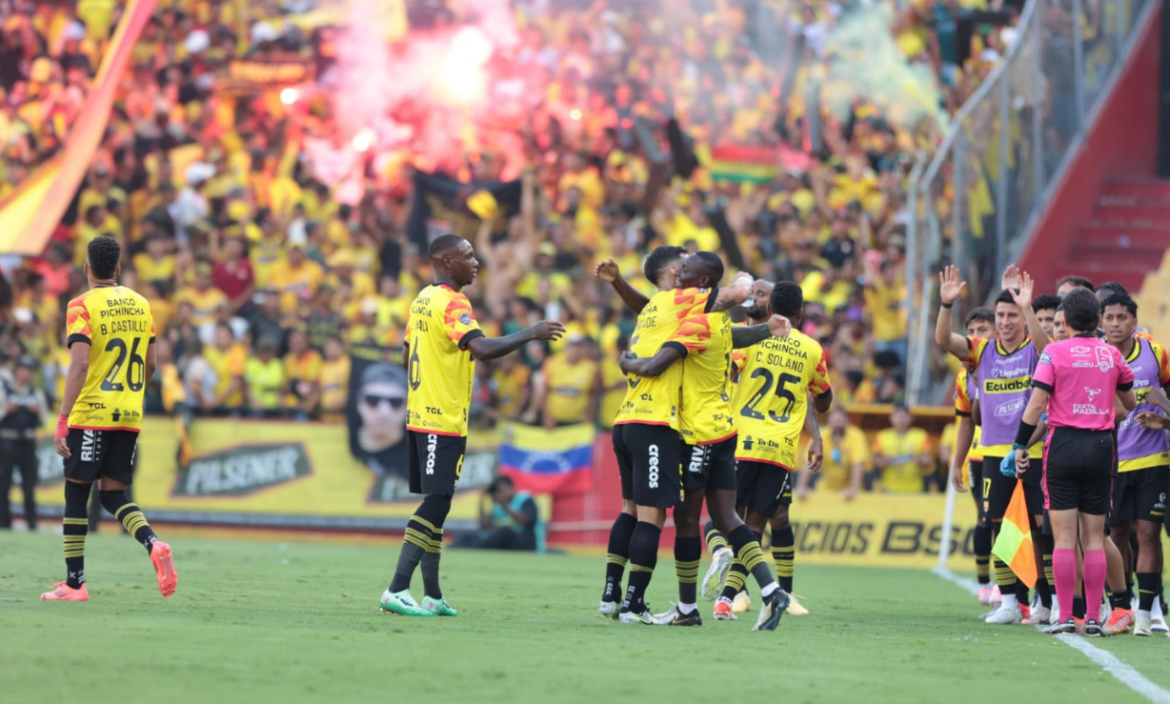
[1032,334,1134,431]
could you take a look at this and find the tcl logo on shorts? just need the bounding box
[425,434,438,475]
[688,446,704,474]
[648,444,660,488]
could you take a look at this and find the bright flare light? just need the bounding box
[569,108,582,121]
[352,128,376,152]
[280,88,300,105]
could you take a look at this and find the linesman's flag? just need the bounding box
[991,479,1038,588]
[498,422,594,496]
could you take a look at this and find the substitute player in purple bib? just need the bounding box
[936,265,1051,623]
[1013,289,1136,636]
[1101,292,1170,635]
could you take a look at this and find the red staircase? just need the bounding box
[1016,3,1165,291]
[1055,178,1170,293]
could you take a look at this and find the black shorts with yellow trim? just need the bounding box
[613,423,682,508]
[983,454,1044,522]
[407,429,467,496]
[681,437,738,492]
[63,428,139,484]
[1110,465,1169,526]
[735,459,792,518]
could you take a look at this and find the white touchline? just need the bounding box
[934,567,1170,704]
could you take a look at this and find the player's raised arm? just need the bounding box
[466,321,566,361]
[594,258,650,313]
[1009,271,1050,354]
[935,266,971,359]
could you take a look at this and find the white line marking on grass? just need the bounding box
[1053,634,1170,704]
[931,566,981,596]
[934,567,1170,704]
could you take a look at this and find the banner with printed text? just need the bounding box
[13,418,499,529]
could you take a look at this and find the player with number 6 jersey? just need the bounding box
[43,235,176,603]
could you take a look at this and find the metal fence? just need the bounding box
[905,0,1158,405]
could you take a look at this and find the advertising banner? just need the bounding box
[15,419,499,530]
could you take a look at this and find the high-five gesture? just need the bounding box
[936,265,971,359]
[1000,263,1021,292]
[1009,270,1034,311]
[939,265,967,306]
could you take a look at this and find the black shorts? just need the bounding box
[1109,466,1169,525]
[682,438,738,492]
[1043,426,1114,515]
[735,460,792,518]
[612,424,682,508]
[983,454,1044,523]
[63,428,138,484]
[407,430,467,496]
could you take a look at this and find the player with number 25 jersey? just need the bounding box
[733,329,831,469]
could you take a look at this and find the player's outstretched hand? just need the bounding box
[731,272,754,292]
[593,259,619,283]
[530,321,566,341]
[768,314,791,338]
[1000,263,1021,292]
[1137,412,1170,430]
[938,265,966,306]
[1009,270,1034,311]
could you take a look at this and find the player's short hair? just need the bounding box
[1032,294,1061,313]
[691,251,725,286]
[87,235,121,280]
[1097,281,1128,297]
[642,245,686,284]
[1057,274,1095,292]
[994,289,1019,307]
[428,233,466,259]
[1062,289,1101,332]
[1100,292,1138,317]
[965,307,995,326]
[769,281,804,319]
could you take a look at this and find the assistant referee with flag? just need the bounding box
[1012,290,1136,636]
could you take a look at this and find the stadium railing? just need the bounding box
[905,0,1158,406]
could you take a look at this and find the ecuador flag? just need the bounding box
[498,422,594,496]
[991,479,1038,588]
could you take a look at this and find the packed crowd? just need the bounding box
[0,0,1025,495]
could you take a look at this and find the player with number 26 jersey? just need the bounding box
[65,286,155,431]
[733,329,831,469]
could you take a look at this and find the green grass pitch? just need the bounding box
[2,531,1169,704]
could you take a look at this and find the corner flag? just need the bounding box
[991,479,1038,588]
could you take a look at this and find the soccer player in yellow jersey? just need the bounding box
[948,307,998,605]
[611,252,794,631]
[708,282,833,620]
[42,236,177,602]
[380,234,564,618]
[591,246,755,625]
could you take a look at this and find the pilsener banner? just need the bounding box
[15,418,500,530]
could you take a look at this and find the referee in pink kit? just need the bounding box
[1012,289,1137,636]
